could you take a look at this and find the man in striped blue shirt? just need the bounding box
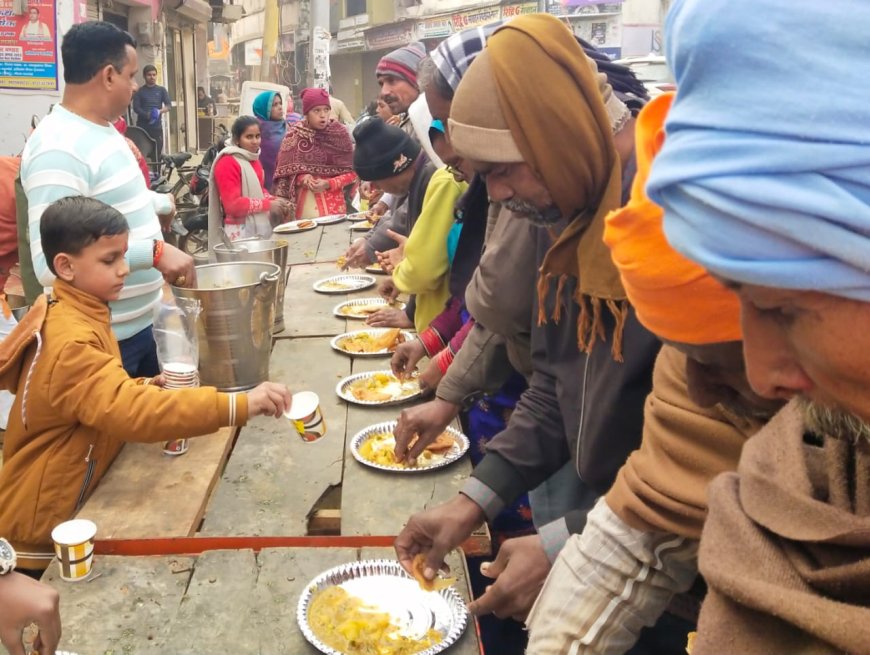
[21,21,196,377]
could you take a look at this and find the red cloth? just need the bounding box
[212,155,274,224]
[272,119,354,218]
[292,171,356,219]
[301,87,330,114]
[125,138,151,187]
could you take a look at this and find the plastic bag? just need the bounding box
[152,296,201,370]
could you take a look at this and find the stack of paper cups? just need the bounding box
[161,362,199,455]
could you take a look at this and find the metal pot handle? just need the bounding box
[258,269,280,286]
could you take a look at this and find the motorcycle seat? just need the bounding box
[162,152,192,168]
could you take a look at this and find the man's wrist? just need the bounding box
[451,494,486,534]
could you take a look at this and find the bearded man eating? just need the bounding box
[646,0,870,651]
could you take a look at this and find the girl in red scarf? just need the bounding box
[272,88,356,219]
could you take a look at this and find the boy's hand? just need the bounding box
[247,382,292,418]
[157,243,196,288]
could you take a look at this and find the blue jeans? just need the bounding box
[119,326,160,378]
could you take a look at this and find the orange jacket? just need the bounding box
[0,157,20,259]
[0,280,248,568]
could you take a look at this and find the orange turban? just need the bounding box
[603,93,742,345]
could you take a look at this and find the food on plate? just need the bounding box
[367,262,383,271]
[336,255,347,269]
[355,219,375,230]
[339,302,388,317]
[347,372,418,402]
[358,431,455,468]
[308,586,441,655]
[297,219,316,229]
[321,280,352,291]
[337,329,405,354]
[410,554,456,593]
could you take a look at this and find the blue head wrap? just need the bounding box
[647,0,870,300]
[252,91,277,121]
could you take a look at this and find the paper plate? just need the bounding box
[312,274,376,295]
[332,297,407,320]
[297,559,467,655]
[273,219,318,234]
[350,221,376,232]
[330,329,414,358]
[351,421,470,473]
[314,213,346,226]
[346,211,372,222]
[336,370,421,406]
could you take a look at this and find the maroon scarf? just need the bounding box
[272,119,354,215]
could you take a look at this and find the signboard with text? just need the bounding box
[501,3,538,19]
[417,15,453,40]
[450,5,501,31]
[365,21,415,51]
[0,0,58,90]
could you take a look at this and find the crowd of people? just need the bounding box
[3,0,870,652]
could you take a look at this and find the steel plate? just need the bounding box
[313,274,377,295]
[336,370,422,406]
[297,559,468,655]
[350,421,470,473]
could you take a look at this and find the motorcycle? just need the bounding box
[175,135,228,256]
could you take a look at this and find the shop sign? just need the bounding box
[365,22,414,51]
[502,3,538,19]
[451,5,501,31]
[417,16,452,40]
[337,36,366,50]
[0,0,58,90]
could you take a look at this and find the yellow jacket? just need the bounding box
[0,280,248,569]
[393,168,467,333]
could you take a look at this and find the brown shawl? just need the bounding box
[694,399,870,655]
[272,118,354,217]
[486,15,628,359]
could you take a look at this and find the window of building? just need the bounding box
[346,0,366,17]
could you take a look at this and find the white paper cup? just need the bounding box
[51,519,97,581]
[285,391,326,442]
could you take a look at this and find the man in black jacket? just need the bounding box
[394,14,660,622]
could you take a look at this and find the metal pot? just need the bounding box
[213,238,290,333]
[171,262,280,391]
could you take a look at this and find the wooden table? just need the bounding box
[64,221,485,653]
[43,546,482,655]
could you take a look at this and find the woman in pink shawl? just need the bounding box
[272,88,356,219]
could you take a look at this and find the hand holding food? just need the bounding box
[391,338,427,380]
[343,238,372,269]
[365,307,414,329]
[394,398,461,463]
[378,278,400,302]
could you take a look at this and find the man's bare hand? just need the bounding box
[393,398,460,463]
[468,534,552,622]
[246,382,292,418]
[395,495,485,584]
[343,238,372,269]
[378,278,400,302]
[391,339,426,380]
[0,571,61,655]
[157,242,196,288]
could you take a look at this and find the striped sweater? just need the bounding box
[21,105,172,341]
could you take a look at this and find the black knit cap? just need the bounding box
[352,118,421,182]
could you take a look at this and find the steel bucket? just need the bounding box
[213,238,290,333]
[171,262,280,392]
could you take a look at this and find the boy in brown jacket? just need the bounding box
[0,197,291,573]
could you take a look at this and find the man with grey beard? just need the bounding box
[644,0,870,650]
[394,15,661,623]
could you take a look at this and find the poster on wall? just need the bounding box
[0,0,58,90]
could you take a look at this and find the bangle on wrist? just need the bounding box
[153,239,164,267]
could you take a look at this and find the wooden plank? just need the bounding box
[280,261,351,338]
[315,222,353,264]
[341,357,472,537]
[165,549,259,654]
[41,554,195,655]
[200,338,350,536]
[282,225,323,265]
[77,427,236,539]
[255,547,359,654]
